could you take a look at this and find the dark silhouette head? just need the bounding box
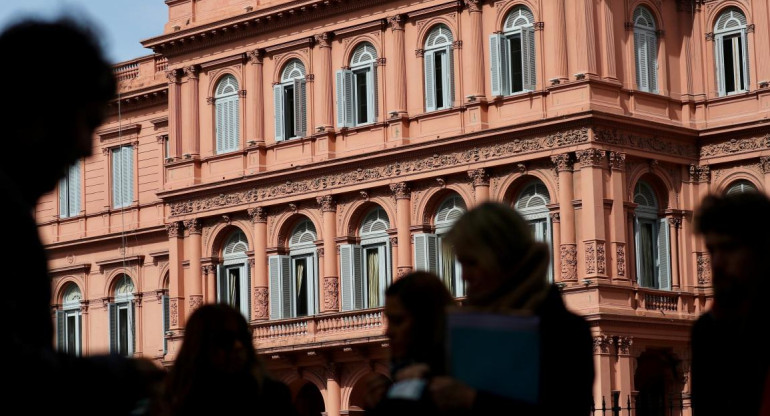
[0,17,116,203]
[385,271,454,374]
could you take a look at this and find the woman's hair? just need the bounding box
[386,271,454,374]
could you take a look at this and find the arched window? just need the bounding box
[274,59,307,141]
[714,7,750,96]
[59,161,81,218]
[415,194,467,296]
[725,179,757,195]
[514,180,553,281]
[56,284,82,355]
[634,181,671,290]
[341,207,392,310]
[218,230,250,318]
[424,24,455,112]
[633,6,658,93]
[109,276,135,356]
[269,219,318,319]
[215,75,240,154]
[337,42,378,127]
[489,5,536,96]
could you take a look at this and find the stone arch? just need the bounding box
[627,166,675,210]
[341,198,396,239]
[103,270,137,298]
[628,0,665,32]
[206,70,242,99]
[53,277,84,305]
[500,172,556,206]
[633,348,685,415]
[416,184,472,227]
[715,171,764,194]
[414,18,458,53]
[494,0,539,31]
[341,35,383,67]
[207,222,252,259]
[272,54,309,84]
[272,210,322,250]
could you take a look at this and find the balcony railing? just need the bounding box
[253,308,385,348]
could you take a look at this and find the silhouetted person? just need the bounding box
[0,16,165,415]
[423,201,595,416]
[162,303,296,416]
[691,191,770,416]
[366,271,455,416]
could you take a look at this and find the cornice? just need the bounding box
[332,19,387,38]
[263,36,316,56]
[95,255,145,273]
[407,1,463,19]
[96,124,141,141]
[106,85,169,114]
[198,52,247,71]
[49,263,91,277]
[150,116,169,127]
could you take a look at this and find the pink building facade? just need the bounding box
[39,0,770,414]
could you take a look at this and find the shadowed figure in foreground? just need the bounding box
[691,191,770,416]
[0,16,165,415]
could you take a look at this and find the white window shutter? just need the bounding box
[715,35,726,96]
[741,30,749,91]
[293,78,307,138]
[368,63,378,123]
[216,99,225,153]
[634,30,647,91]
[108,302,117,353]
[413,233,439,274]
[111,149,121,208]
[245,262,252,320]
[281,256,292,317]
[129,301,136,355]
[657,218,671,290]
[489,34,504,96]
[56,310,65,351]
[59,177,68,218]
[336,70,348,128]
[648,32,658,93]
[424,50,436,111]
[122,146,134,207]
[273,84,284,142]
[268,256,281,319]
[162,294,169,354]
[340,245,353,311]
[70,162,80,216]
[446,45,455,106]
[352,245,363,309]
[521,26,536,91]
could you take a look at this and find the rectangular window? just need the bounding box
[510,34,524,93]
[716,31,749,96]
[59,161,81,218]
[111,145,134,209]
[293,256,309,317]
[57,309,82,356]
[340,242,390,310]
[109,301,134,357]
[489,28,536,96]
[355,69,369,124]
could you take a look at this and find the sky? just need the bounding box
[0,0,168,63]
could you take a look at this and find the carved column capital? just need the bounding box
[760,156,770,174]
[575,149,606,168]
[550,212,560,223]
[550,153,574,173]
[387,14,407,31]
[316,195,337,212]
[390,182,411,199]
[668,217,682,229]
[248,207,268,223]
[248,49,265,64]
[593,334,612,354]
[314,32,333,48]
[183,65,200,79]
[166,221,183,238]
[688,164,711,182]
[608,152,626,171]
[616,336,633,355]
[165,68,180,84]
[201,264,213,275]
[184,218,202,234]
[464,0,482,12]
[468,168,490,187]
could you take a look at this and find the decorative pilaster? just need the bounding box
[326,362,341,416]
[468,168,490,204]
[577,149,607,278]
[390,183,412,278]
[184,218,203,316]
[248,49,265,144]
[608,152,628,281]
[248,207,269,320]
[761,157,770,193]
[615,336,634,406]
[166,69,182,158]
[388,15,408,115]
[464,0,485,98]
[182,65,200,156]
[314,33,334,129]
[166,221,185,330]
[669,216,682,290]
[317,195,339,312]
[551,154,577,282]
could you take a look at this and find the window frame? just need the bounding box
[490,6,536,97]
[514,181,553,282]
[633,6,659,93]
[274,60,307,141]
[217,231,251,319]
[340,207,392,310]
[57,285,82,356]
[714,8,750,96]
[337,43,378,128]
[214,74,240,154]
[59,161,81,218]
[110,276,135,357]
[424,24,455,112]
[633,182,671,290]
[111,145,134,209]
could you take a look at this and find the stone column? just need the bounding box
[608,152,628,282]
[388,14,408,115]
[615,336,634,409]
[576,149,607,279]
[317,196,339,313]
[669,216,682,291]
[599,1,616,80]
[248,207,269,320]
[184,218,203,316]
[166,70,182,158]
[248,50,265,144]
[315,33,334,130]
[182,65,200,156]
[326,363,341,416]
[202,265,215,304]
[593,335,613,410]
[551,154,577,282]
[468,168,490,205]
[689,165,711,292]
[575,0,597,76]
[465,0,485,98]
[552,0,568,82]
[390,182,412,279]
[167,221,186,331]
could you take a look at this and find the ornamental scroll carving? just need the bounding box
[596,242,606,275]
[760,157,770,174]
[689,165,711,182]
[609,152,626,171]
[254,287,269,319]
[593,335,611,354]
[697,253,711,284]
[616,336,633,355]
[248,207,268,223]
[616,243,626,277]
[576,149,606,168]
[585,241,597,274]
[551,153,574,172]
[468,168,490,187]
[169,128,589,216]
[170,299,179,327]
[560,244,577,281]
[317,195,337,212]
[184,218,202,234]
[390,182,411,199]
[387,14,407,30]
[700,135,770,158]
[323,277,339,311]
[189,295,203,312]
[593,127,698,158]
[166,222,182,238]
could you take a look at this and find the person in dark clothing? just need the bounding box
[691,191,770,416]
[366,271,455,416]
[0,16,165,415]
[161,303,297,416]
[425,201,595,416]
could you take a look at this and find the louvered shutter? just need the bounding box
[490,34,504,96]
[129,301,136,355]
[281,256,292,317]
[70,162,80,216]
[648,32,658,93]
[657,218,671,290]
[368,63,378,122]
[59,177,68,218]
[715,35,726,96]
[216,99,225,153]
[268,256,281,319]
[521,26,536,91]
[111,149,121,208]
[414,233,439,274]
[635,30,647,91]
[293,78,307,138]
[336,69,354,128]
[162,294,169,354]
[246,262,252,320]
[352,245,363,309]
[424,50,436,111]
[232,95,240,151]
[741,30,749,91]
[273,84,284,141]
[340,245,353,311]
[108,302,117,353]
[122,146,133,208]
[446,45,455,106]
[56,310,65,351]
[217,264,225,303]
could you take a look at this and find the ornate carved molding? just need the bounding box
[550,212,560,223]
[468,168,490,187]
[248,49,265,63]
[596,241,606,275]
[169,128,590,216]
[387,14,407,31]
[594,127,697,158]
[616,336,633,355]
[463,0,482,12]
[317,195,337,212]
[700,135,770,158]
[166,221,183,238]
[184,218,202,234]
[688,165,711,183]
[314,32,333,48]
[696,253,711,284]
[165,69,180,84]
[390,182,411,199]
[608,152,626,171]
[189,295,203,312]
[170,299,179,327]
[183,65,200,78]
[593,334,611,354]
[551,153,574,173]
[323,277,339,311]
[585,241,597,274]
[761,157,770,174]
[616,243,626,277]
[248,207,268,223]
[576,149,606,168]
[669,217,682,229]
[254,287,269,319]
[560,244,578,281]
